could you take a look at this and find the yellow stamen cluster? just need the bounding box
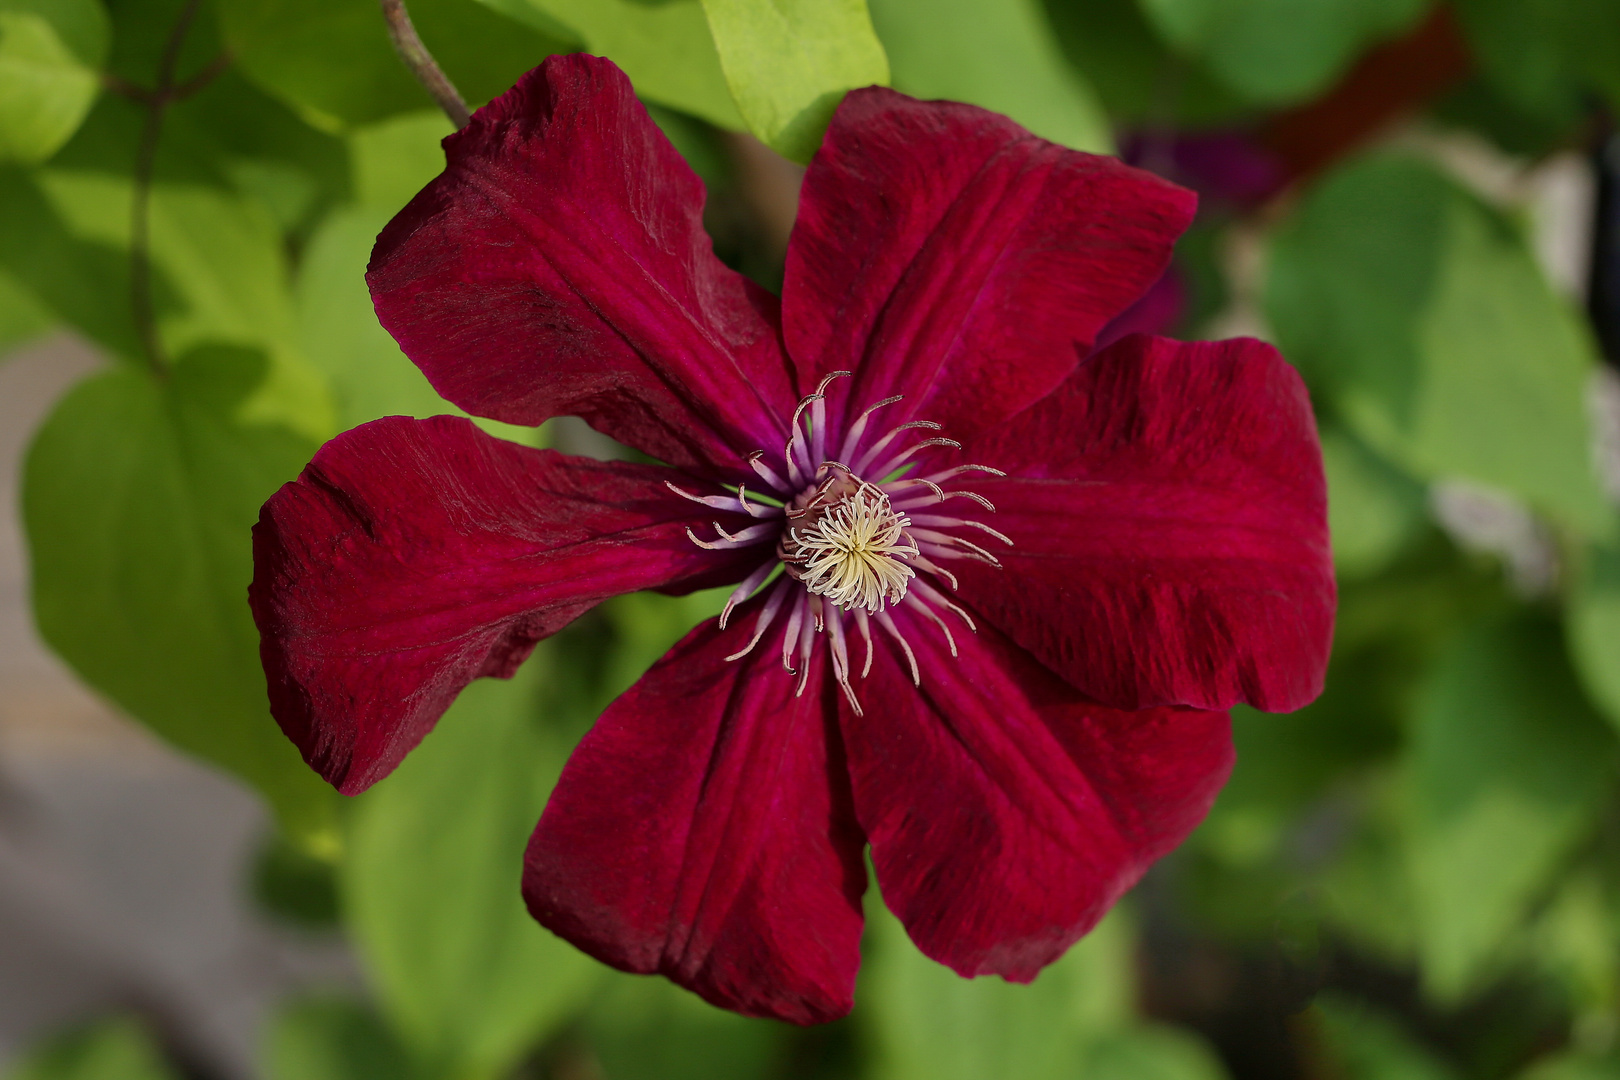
[789,484,918,612]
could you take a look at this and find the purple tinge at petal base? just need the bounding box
[782,86,1197,443]
[952,333,1335,714]
[249,415,760,795]
[523,618,867,1024]
[840,610,1233,981]
[368,54,797,480]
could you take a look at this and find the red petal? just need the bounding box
[783,88,1196,443]
[844,611,1231,981]
[250,415,761,795]
[524,618,866,1024]
[955,333,1335,713]
[369,55,795,477]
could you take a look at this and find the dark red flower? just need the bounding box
[249,55,1334,1024]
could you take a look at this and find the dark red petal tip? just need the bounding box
[784,87,1197,443]
[249,415,759,795]
[956,333,1336,713]
[843,614,1233,980]
[368,54,796,478]
[524,619,866,1025]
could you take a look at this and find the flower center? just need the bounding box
[778,465,918,612]
[667,371,1013,714]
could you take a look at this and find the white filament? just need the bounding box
[789,485,919,612]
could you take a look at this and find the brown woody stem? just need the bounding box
[379,0,471,129]
[129,0,205,375]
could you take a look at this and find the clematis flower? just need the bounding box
[249,54,1334,1024]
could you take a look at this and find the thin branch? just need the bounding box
[172,52,232,102]
[379,0,470,129]
[104,53,227,106]
[129,0,204,375]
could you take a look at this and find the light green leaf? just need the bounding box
[297,203,450,426]
[1137,0,1428,105]
[700,0,888,162]
[460,0,742,130]
[1403,614,1616,1001]
[263,996,413,1080]
[5,1017,178,1080]
[0,0,107,163]
[220,0,572,130]
[295,195,533,444]
[487,0,742,128]
[22,347,337,848]
[345,660,597,1080]
[1311,993,1460,1080]
[1569,539,1620,732]
[861,897,1134,1079]
[350,109,453,211]
[871,0,1109,153]
[1267,153,1610,536]
[34,170,335,440]
[1322,427,1427,578]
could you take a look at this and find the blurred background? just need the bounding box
[1,0,1618,1077]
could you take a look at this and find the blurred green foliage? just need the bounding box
[5,1018,179,1080]
[5,0,1620,1077]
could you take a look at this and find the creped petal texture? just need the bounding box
[250,415,758,795]
[955,333,1335,713]
[524,619,866,1024]
[369,54,795,477]
[783,87,1196,443]
[843,613,1231,981]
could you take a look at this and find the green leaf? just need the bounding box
[1518,1050,1620,1080]
[1310,993,1460,1080]
[1403,614,1617,1001]
[1569,539,1620,732]
[700,0,888,162]
[861,898,1134,1079]
[1136,0,1428,105]
[21,347,338,846]
[581,974,784,1080]
[0,0,108,163]
[220,0,572,130]
[1322,427,1427,579]
[0,264,55,353]
[490,0,743,128]
[1452,0,1620,120]
[263,996,414,1080]
[870,0,1109,153]
[4,1017,179,1080]
[1528,871,1619,1013]
[1267,152,1610,536]
[44,71,350,235]
[344,659,597,1080]
[1040,0,1247,127]
[0,167,139,358]
[104,0,221,90]
[1079,1027,1229,1080]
